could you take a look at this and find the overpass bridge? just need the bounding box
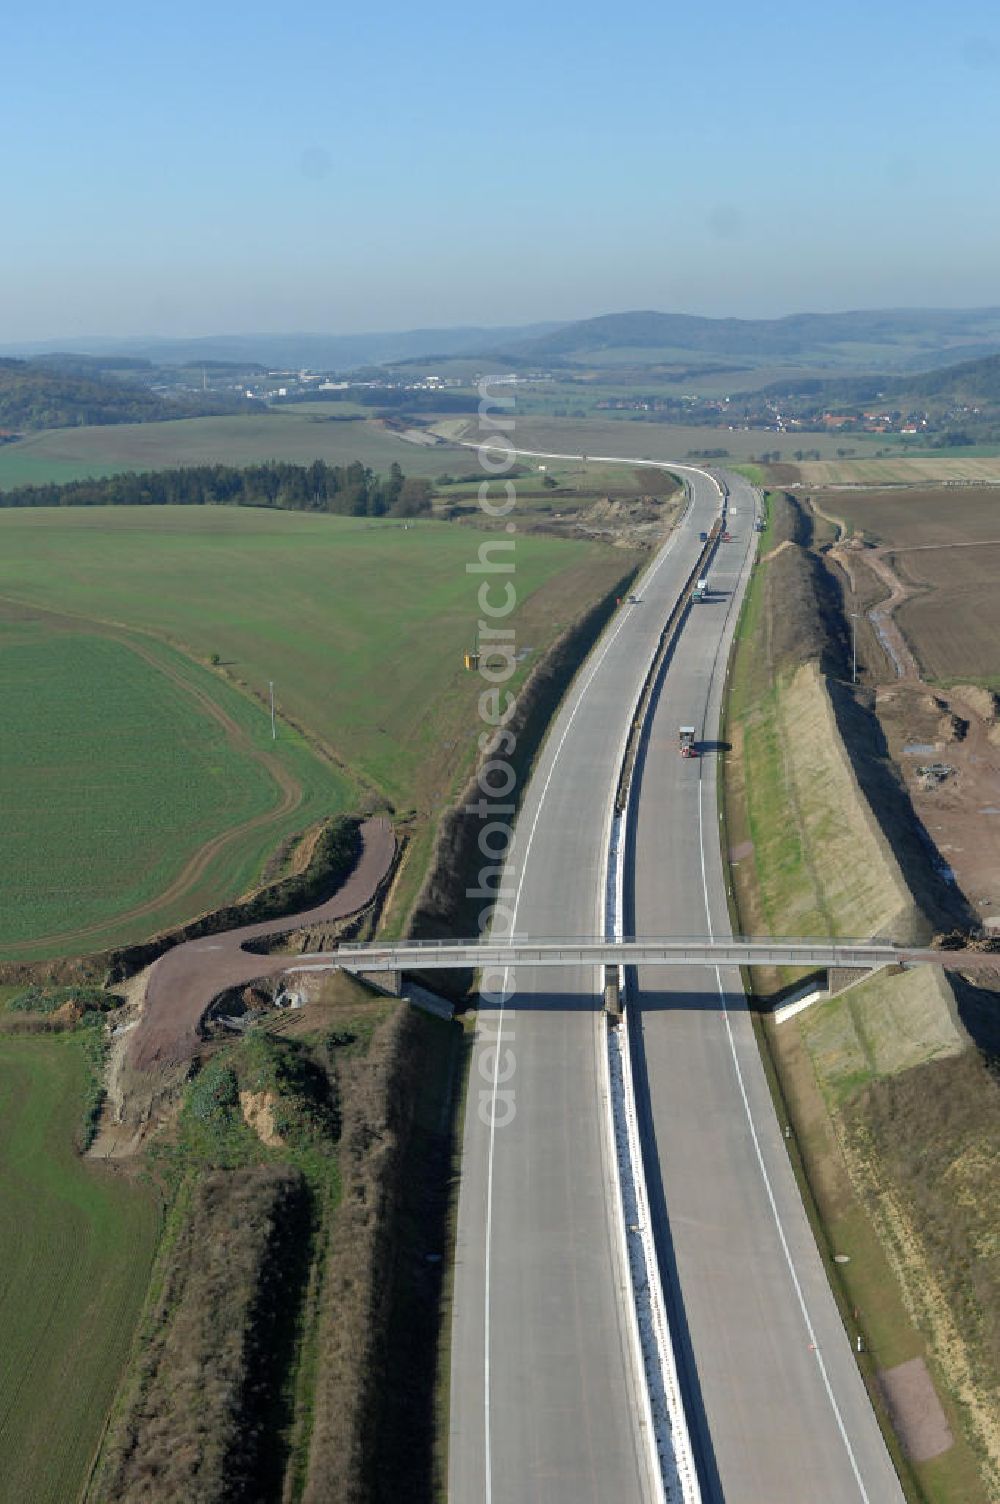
[288,935,990,977]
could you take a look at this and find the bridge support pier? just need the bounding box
[604,965,622,1024]
[351,967,402,997]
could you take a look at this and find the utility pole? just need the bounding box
[851,612,860,685]
[269,680,276,740]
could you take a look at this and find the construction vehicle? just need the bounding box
[679,726,698,758]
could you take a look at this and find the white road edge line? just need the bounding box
[478,452,712,1504]
[694,486,872,1503]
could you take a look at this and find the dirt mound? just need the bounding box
[50,998,85,1027]
[764,543,848,676]
[952,684,999,725]
[769,491,812,548]
[936,711,968,744]
[584,495,658,523]
[239,1089,284,1147]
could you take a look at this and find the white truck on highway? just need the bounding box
[679,726,698,758]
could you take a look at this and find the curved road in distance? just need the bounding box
[450,449,904,1503]
[627,473,904,1501]
[450,462,725,1504]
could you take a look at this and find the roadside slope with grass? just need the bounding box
[724,491,1000,1501]
[0,1028,160,1504]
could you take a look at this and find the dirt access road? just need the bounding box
[126,817,395,1073]
[825,524,1000,938]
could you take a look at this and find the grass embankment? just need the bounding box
[0,1032,159,1504]
[89,976,464,1504]
[723,492,1000,1500]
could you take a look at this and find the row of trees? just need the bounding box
[0,459,435,517]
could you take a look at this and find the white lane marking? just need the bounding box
[694,493,872,1502]
[481,463,718,1504]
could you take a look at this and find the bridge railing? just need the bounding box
[311,936,915,972]
[330,933,893,950]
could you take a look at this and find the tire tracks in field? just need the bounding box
[1,593,313,951]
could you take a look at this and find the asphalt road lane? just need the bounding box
[449,469,725,1503]
[627,476,905,1501]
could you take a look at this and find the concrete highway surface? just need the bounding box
[627,473,904,1502]
[449,459,903,1502]
[449,464,723,1504]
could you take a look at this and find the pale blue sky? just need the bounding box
[3,0,999,338]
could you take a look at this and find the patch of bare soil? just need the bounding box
[876,681,1000,941]
[538,491,681,549]
[240,1088,284,1146]
[877,1357,954,1462]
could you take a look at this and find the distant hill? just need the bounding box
[491,307,1000,372]
[896,352,1000,402]
[1,324,564,373]
[0,358,251,431]
[756,352,1000,410]
[10,309,1000,382]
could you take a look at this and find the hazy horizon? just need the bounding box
[8,300,1000,355]
[3,0,999,341]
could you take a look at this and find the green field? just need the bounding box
[0,609,351,956]
[0,401,950,498]
[0,409,459,489]
[0,507,635,954]
[459,413,942,464]
[0,1034,160,1503]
